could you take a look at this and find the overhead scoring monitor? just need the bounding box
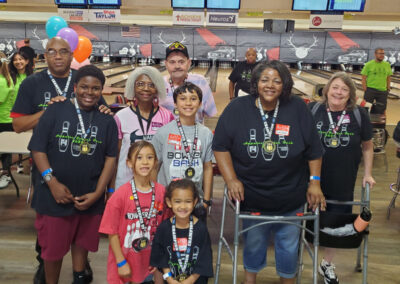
[88,0,121,5]
[328,0,366,12]
[206,0,241,9]
[54,0,87,4]
[171,0,205,9]
[292,0,329,11]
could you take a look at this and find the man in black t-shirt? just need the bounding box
[228,48,258,99]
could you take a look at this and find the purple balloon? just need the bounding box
[56,27,79,52]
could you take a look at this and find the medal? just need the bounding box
[262,140,276,153]
[130,180,155,252]
[330,137,339,148]
[174,108,179,115]
[80,141,90,154]
[177,273,188,282]
[326,107,346,149]
[176,118,198,179]
[132,237,149,252]
[185,167,195,178]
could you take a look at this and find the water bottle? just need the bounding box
[353,207,371,233]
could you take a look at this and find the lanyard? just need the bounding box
[326,108,346,134]
[47,69,72,97]
[74,98,94,140]
[169,77,186,95]
[172,215,193,275]
[257,98,280,139]
[176,118,198,167]
[134,105,155,136]
[130,179,155,236]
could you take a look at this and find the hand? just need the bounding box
[306,183,326,211]
[363,175,376,189]
[99,104,113,116]
[74,192,101,211]
[48,178,74,204]
[148,266,156,274]
[226,178,244,202]
[48,96,67,105]
[117,262,131,279]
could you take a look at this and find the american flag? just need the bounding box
[121,26,141,38]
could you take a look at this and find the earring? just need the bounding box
[153,97,159,108]
[133,97,138,107]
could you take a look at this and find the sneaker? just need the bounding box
[33,263,45,284]
[17,164,24,174]
[0,175,11,189]
[84,260,93,283]
[318,259,339,284]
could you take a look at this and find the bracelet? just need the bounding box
[107,188,115,193]
[41,168,53,177]
[163,272,173,280]
[310,176,321,181]
[117,259,127,268]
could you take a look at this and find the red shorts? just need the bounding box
[35,213,102,261]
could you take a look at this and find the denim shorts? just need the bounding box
[242,206,303,279]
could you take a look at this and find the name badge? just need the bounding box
[275,124,290,136]
[168,134,181,145]
[341,114,350,124]
[151,121,163,131]
[174,237,188,252]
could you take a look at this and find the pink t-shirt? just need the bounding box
[114,106,174,189]
[99,181,168,284]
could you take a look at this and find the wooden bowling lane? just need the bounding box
[102,64,134,77]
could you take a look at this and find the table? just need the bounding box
[0,131,32,197]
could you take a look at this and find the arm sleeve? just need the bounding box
[198,77,217,117]
[114,115,123,139]
[99,192,123,235]
[212,102,235,152]
[360,63,368,76]
[150,222,171,269]
[151,130,164,163]
[228,66,238,83]
[359,107,373,141]
[204,129,214,162]
[298,99,324,160]
[0,78,9,103]
[105,118,119,157]
[11,76,36,115]
[192,223,214,277]
[27,104,57,153]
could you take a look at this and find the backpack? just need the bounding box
[310,102,362,128]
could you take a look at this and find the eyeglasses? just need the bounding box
[135,81,156,90]
[46,49,71,58]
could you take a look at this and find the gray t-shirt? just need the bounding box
[152,120,214,196]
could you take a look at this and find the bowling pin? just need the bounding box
[58,121,70,152]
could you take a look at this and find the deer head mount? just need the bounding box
[287,34,318,59]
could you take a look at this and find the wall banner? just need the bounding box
[172,10,204,26]
[88,9,121,23]
[309,14,343,29]
[58,8,89,22]
[206,11,238,27]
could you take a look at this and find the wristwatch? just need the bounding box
[43,172,54,183]
[163,272,172,280]
[203,199,213,206]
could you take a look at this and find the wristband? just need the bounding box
[107,188,115,193]
[310,176,320,181]
[117,259,127,268]
[163,272,173,280]
[41,168,53,177]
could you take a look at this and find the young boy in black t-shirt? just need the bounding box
[28,65,118,284]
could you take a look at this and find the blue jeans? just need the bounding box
[242,206,303,279]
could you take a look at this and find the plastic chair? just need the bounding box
[214,186,320,284]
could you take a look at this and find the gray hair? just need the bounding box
[124,66,166,100]
[321,71,357,110]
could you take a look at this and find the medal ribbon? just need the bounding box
[326,108,346,134]
[257,98,280,139]
[172,215,193,275]
[74,98,94,140]
[130,179,155,236]
[176,118,198,170]
[47,69,72,97]
[134,105,155,137]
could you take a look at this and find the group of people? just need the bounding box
[1,36,385,284]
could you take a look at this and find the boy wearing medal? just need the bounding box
[152,82,214,220]
[28,65,118,284]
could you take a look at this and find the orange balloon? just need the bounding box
[73,36,92,63]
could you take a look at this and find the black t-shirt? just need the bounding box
[228,61,258,97]
[212,95,324,214]
[11,69,106,116]
[150,218,213,283]
[28,100,118,216]
[308,102,373,199]
[394,121,400,144]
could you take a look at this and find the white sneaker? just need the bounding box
[0,175,11,189]
[17,164,24,174]
[318,259,339,284]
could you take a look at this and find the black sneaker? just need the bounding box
[318,259,339,284]
[84,260,93,283]
[33,263,45,284]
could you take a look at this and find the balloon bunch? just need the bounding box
[45,16,92,63]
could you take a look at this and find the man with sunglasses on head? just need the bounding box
[161,41,217,123]
[11,37,105,284]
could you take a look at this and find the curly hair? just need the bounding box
[124,66,166,101]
